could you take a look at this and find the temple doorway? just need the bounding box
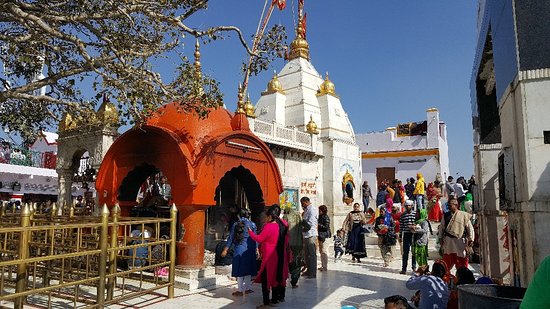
[205,166,264,250]
[117,163,175,236]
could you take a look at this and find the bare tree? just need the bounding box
[0,0,285,142]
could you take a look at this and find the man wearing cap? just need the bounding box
[399,200,416,274]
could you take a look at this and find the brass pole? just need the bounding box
[107,203,120,300]
[168,203,178,298]
[1,201,6,216]
[15,203,31,309]
[50,203,57,220]
[96,204,110,306]
[69,203,75,218]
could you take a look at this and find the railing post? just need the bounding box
[107,203,120,301]
[168,204,178,298]
[97,204,110,306]
[15,203,31,309]
[50,203,57,220]
[1,201,6,217]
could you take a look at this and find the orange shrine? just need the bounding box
[95,103,283,267]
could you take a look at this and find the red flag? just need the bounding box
[301,13,307,39]
[273,0,286,10]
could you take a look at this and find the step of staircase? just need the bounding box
[173,266,232,291]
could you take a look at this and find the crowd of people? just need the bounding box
[218,172,486,308]
[221,197,319,308]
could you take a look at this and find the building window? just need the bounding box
[544,131,550,144]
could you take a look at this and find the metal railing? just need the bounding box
[0,202,177,308]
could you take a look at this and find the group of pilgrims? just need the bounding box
[217,172,482,309]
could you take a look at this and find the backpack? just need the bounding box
[233,220,246,244]
[215,240,233,266]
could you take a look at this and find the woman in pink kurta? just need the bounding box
[248,209,280,308]
[271,205,290,304]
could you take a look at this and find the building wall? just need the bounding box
[30,138,57,154]
[357,131,427,153]
[362,155,442,196]
[322,139,362,232]
[473,143,510,283]
[499,76,550,286]
[357,110,450,196]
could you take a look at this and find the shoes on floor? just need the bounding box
[292,284,299,288]
[232,291,244,296]
[318,267,327,271]
[256,305,271,309]
[245,289,254,294]
[399,270,406,275]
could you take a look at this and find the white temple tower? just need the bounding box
[252,13,362,230]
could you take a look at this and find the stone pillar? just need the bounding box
[177,206,206,267]
[57,169,73,212]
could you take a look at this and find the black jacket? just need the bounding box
[318,214,331,241]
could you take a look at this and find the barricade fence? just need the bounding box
[0,202,177,308]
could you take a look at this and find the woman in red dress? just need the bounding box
[427,181,443,222]
[248,207,281,308]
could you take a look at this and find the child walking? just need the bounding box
[334,229,345,262]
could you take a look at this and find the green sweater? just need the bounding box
[521,255,550,308]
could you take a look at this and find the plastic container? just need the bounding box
[457,284,526,309]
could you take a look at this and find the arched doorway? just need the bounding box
[206,166,264,250]
[96,105,283,267]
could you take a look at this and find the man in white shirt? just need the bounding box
[301,196,318,278]
[453,177,468,203]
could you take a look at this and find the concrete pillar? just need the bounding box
[57,169,73,212]
[426,108,440,149]
[177,206,207,267]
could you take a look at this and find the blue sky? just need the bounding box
[186,1,479,177]
[2,1,479,178]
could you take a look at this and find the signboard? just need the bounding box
[299,181,317,196]
[396,121,428,137]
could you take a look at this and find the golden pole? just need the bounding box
[96,204,110,306]
[50,203,57,220]
[168,203,178,298]
[15,203,31,309]
[1,201,6,216]
[107,203,120,300]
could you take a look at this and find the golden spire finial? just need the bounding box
[235,83,245,114]
[96,94,119,126]
[244,93,256,118]
[306,114,319,134]
[288,5,310,61]
[263,70,285,95]
[58,112,77,132]
[317,71,337,97]
[194,39,201,77]
[193,39,204,95]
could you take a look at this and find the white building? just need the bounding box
[250,19,362,230]
[0,132,59,203]
[471,0,550,286]
[356,108,450,193]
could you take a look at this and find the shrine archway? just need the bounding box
[96,104,283,267]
